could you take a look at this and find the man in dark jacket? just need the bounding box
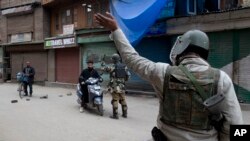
[23,61,35,97]
[78,60,101,113]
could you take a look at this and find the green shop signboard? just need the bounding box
[44,36,77,49]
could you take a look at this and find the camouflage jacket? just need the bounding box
[110,28,243,141]
[103,64,130,93]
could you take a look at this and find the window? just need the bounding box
[52,7,76,36]
[87,4,93,27]
[9,33,32,43]
[83,0,103,27]
[73,8,78,28]
[61,9,73,26]
[187,0,196,15]
[55,13,59,30]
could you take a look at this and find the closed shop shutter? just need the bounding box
[81,39,171,91]
[0,47,3,81]
[81,42,116,83]
[235,29,250,103]
[55,47,79,83]
[126,37,171,91]
[7,14,33,34]
[11,52,48,81]
[208,31,234,70]
[208,30,250,103]
[133,37,171,79]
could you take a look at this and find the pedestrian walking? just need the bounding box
[23,61,35,97]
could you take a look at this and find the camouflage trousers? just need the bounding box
[111,91,127,112]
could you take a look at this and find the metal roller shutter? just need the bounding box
[7,14,33,34]
[81,42,116,84]
[208,30,250,103]
[11,52,48,81]
[55,47,80,84]
[235,29,250,103]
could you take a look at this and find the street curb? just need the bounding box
[240,103,250,111]
[126,90,156,97]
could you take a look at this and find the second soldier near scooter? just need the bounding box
[102,53,130,119]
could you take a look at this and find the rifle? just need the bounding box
[203,93,225,131]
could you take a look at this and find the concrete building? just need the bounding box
[42,0,114,85]
[0,0,50,83]
[165,0,250,103]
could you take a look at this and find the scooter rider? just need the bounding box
[79,60,101,113]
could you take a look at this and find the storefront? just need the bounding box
[207,29,250,103]
[76,29,117,83]
[0,47,3,82]
[45,35,80,83]
[167,29,250,103]
[4,43,48,82]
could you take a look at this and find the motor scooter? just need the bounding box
[76,77,104,116]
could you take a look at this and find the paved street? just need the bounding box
[0,83,250,141]
[0,83,158,141]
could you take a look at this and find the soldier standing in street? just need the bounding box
[102,53,130,119]
[95,12,243,141]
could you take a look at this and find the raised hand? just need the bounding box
[94,12,118,31]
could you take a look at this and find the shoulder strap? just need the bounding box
[178,64,207,101]
[163,66,171,99]
[212,68,220,95]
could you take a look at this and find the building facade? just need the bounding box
[165,0,250,103]
[0,0,50,82]
[43,0,114,84]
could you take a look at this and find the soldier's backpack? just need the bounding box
[114,63,127,79]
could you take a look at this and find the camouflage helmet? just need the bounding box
[170,30,209,65]
[111,53,121,62]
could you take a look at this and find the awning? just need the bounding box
[78,35,111,44]
[1,5,33,16]
[110,0,167,46]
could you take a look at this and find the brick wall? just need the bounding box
[34,6,43,41]
[0,0,41,9]
[0,14,7,43]
[43,7,50,39]
[0,4,49,43]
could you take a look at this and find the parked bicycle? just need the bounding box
[16,72,28,99]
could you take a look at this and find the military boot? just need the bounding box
[122,105,127,118]
[110,108,119,119]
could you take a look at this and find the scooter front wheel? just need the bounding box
[97,104,104,116]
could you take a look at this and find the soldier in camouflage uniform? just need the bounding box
[103,53,130,119]
[95,13,243,141]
